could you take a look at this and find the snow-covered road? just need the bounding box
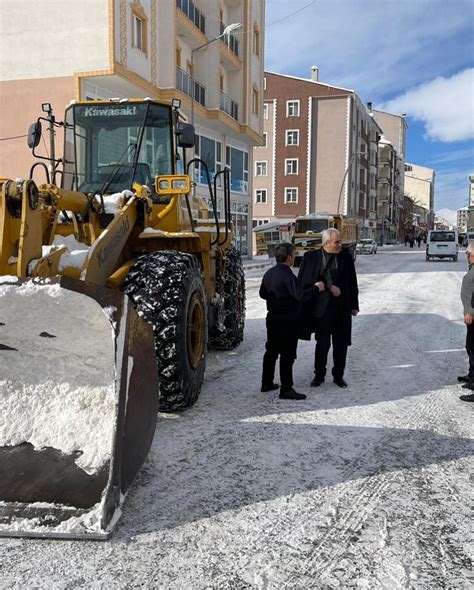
[1,246,473,588]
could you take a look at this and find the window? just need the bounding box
[226,146,249,193]
[286,100,300,117]
[255,161,267,176]
[176,44,181,67]
[285,187,298,203]
[252,87,259,116]
[253,218,269,228]
[194,134,222,185]
[285,159,298,175]
[405,164,413,172]
[255,189,267,204]
[132,6,147,54]
[253,26,260,56]
[262,132,267,148]
[263,103,269,120]
[286,130,299,146]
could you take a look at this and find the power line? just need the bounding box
[0,134,28,141]
[265,0,318,30]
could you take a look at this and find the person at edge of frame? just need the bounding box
[259,242,321,400]
[297,228,359,389]
[458,242,474,402]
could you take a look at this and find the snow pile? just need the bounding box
[101,190,133,216]
[0,283,116,473]
[41,234,90,272]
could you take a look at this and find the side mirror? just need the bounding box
[176,122,195,148]
[27,121,42,149]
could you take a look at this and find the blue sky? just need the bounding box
[264,0,474,212]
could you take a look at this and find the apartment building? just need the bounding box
[469,174,474,206]
[404,163,435,230]
[0,0,265,256]
[253,68,382,239]
[457,207,468,233]
[369,108,408,241]
[376,137,398,244]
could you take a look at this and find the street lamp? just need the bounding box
[190,22,243,126]
[337,151,363,215]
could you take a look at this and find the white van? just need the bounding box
[426,230,458,261]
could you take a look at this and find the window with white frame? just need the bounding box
[263,103,269,119]
[255,161,267,176]
[286,129,299,146]
[285,187,298,203]
[226,146,249,193]
[286,100,300,117]
[194,134,222,185]
[285,158,298,175]
[132,10,147,53]
[262,132,267,147]
[255,189,267,204]
[253,218,269,228]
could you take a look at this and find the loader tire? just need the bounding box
[209,246,245,350]
[124,251,207,412]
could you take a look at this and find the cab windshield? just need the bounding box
[295,219,330,234]
[62,102,174,193]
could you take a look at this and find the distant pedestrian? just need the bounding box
[416,235,422,248]
[259,242,307,400]
[458,243,474,402]
[298,229,359,389]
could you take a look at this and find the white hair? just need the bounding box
[468,242,474,254]
[321,228,340,246]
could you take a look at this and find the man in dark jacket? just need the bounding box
[298,228,359,388]
[260,243,321,400]
[458,243,474,402]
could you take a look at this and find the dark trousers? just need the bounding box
[262,315,298,392]
[466,323,474,379]
[314,302,347,380]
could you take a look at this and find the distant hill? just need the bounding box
[435,208,457,225]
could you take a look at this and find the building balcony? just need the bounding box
[220,91,239,122]
[176,67,206,106]
[176,0,206,35]
[220,21,240,58]
[378,176,392,186]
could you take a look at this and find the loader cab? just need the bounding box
[62,100,178,196]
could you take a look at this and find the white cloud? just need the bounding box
[265,0,474,101]
[379,69,474,142]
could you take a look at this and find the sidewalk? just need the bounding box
[242,254,273,271]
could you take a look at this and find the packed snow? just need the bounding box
[0,246,473,588]
[0,282,116,473]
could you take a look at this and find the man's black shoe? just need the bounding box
[460,393,474,402]
[457,375,471,383]
[279,388,307,400]
[461,381,474,390]
[333,377,348,388]
[311,377,325,387]
[261,383,279,392]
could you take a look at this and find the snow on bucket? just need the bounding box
[0,277,159,539]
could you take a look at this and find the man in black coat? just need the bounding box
[298,228,359,388]
[260,243,319,400]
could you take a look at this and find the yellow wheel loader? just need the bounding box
[0,98,245,539]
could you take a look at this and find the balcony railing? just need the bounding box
[176,67,206,106]
[220,21,239,58]
[176,0,206,35]
[220,91,239,122]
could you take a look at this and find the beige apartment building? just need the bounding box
[404,163,435,230]
[253,69,382,240]
[0,0,265,256]
[369,108,408,241]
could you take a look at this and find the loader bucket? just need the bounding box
[0,276,159,539]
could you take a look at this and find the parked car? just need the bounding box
[356,239,378,255]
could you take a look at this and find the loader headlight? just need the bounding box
[156,175,190,195]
